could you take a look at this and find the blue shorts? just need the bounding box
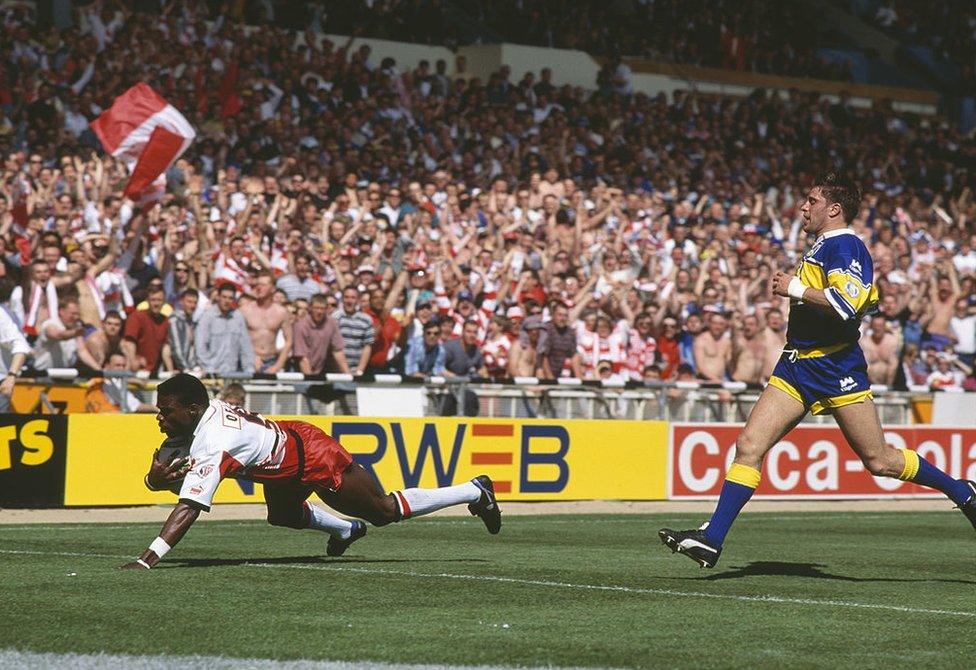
[768,343,872,416]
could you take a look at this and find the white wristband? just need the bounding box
[787,277,807,300]
[149,536,171,559]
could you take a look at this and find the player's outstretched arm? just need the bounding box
[120,501,200,570]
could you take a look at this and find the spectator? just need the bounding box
[862,315,900,386]
[219,382,247,408]
[950,298,976,369]
[240,273,293,374]
[539,303,582,379]
[441,319,486,416]
[333,286,375,377]
[365,278,406,375]
[169,289,200,371]
[0,297,29,412]
[76,310,126,373]
[405,318,447,379]
[926,353,970,391]
[84,351,156,414]
[122,286,171,374]
[730,314,766,385]
[508,314,543,377]
[293,294,349,376]
[196,283,255,375]
[444,320,489,379]
[694,313,732,382]
[277,254,322,302]
[33,297,85,370]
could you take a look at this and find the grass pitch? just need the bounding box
[0,511,973,669]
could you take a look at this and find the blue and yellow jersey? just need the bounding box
[786,228,879,350]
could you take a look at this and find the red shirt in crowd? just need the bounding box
[366,309,401,369]
[123,310,169,372]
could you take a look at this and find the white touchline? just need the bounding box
[2,548,972,619]
[0,549,129,559]
[242,563,976,618]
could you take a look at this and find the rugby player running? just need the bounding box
[659,173,976,568]
[121,373,500,569]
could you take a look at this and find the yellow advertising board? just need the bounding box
[64,415,668,506]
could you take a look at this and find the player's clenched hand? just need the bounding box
[146,449,190,490]
[771,271,794,297]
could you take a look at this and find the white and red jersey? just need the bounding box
[576,325,626,378]
[624,329,658,380]
[213,252,251,291]
[180,400,290,510]
[481,334,512,380]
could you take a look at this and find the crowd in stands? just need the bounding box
[0,2,973,417]
[473,0,854,81]
[858,0,976,86]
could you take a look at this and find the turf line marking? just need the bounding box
[0,649,616,670]
[0,549,130,560]
[243,563,976,618]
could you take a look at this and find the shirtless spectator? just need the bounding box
[241,273,293,374]
[76,310,126,372]
[760,308,787,380]
[862,315,900,386]
[730,314,766,385]
[925,262,960,350]
[693,313,732,382]
[508,315,543,377]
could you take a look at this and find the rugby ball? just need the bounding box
[155,435,193,492]
[157,435,192,467]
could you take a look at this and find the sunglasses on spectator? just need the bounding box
[214,227,227,234]
[175,266,189,272]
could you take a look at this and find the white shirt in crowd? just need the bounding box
[0,308,31,375]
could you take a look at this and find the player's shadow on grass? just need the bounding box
[674,561,976,585]
[163,556,489,569]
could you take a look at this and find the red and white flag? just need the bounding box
[90,83,195,207]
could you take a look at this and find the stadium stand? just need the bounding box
[0,1,972,418]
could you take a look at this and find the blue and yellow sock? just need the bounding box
[898,449,972,506]
[702,463,761,548]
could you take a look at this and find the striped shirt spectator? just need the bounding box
[333,287,375,375]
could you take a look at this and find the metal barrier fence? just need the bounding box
[37,370,921,424]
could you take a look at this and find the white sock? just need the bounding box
[304,502,354,539]
[392,481,481,519]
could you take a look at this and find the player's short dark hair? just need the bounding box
[814,172,861,222]
[157,373,210,408]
